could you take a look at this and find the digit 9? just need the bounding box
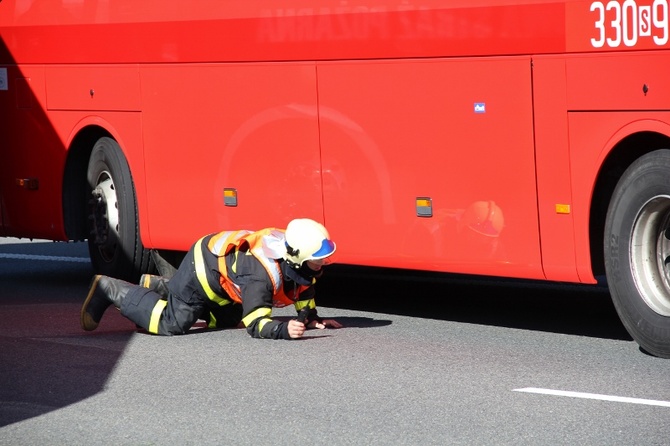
[654,0,669,45]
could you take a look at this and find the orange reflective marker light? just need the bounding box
[555,204,571,214]
[16,178,39,190]
[223,188,237,207]
[416,197,433,217]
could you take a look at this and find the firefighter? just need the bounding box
[80,218,341,339]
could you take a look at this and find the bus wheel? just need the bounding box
[86,137,149,281]
[605,149,670,358]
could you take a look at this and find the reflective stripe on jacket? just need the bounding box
[194,228,309,308]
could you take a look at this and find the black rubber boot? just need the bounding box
[150,250,178,279]
[140,274,170,298]
[80,275,132,331]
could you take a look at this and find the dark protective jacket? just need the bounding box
[194,228,321,339]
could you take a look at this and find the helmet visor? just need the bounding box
[309,238,336,261]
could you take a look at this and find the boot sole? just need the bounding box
[80,275,102,331]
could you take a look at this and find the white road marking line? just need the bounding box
[514,387,670,408]
[0,253,90,263]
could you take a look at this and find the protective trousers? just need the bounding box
[121,242,239,335]
[120,286,203,335]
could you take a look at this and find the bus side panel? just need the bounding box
[0,65,68,240]
[318,57,544,279]
[566,52,670,111]
[565,52,670,284]
[44,110,147,243]
[0,1,567,64]
[140,63,322,250]
[568,111,670,284]
[46,65,141,111]
[531,56,580,282]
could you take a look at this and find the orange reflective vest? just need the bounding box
[194,228,310,308]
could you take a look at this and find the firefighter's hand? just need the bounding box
[287,319,306,339]
[308,319,343,330]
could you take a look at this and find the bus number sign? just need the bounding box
[589,0,669,48]
[566,0,670,50]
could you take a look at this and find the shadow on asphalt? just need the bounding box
[0,241,633,428]
[317,265,632,342]
[273,315,393,329]
[0,241,133,428]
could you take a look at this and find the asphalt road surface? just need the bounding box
[0,238,668,445]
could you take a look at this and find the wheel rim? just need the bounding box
[90,171,120,263]
[630,195,670,317]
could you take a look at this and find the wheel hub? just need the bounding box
[89,173,120,263]
[630,195,670,317]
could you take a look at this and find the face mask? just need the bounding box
[298,262,323,279]
[282,261,313,286]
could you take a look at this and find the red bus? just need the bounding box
[2,0,670,357]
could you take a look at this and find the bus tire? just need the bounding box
[604,149,670,358]
[86,137,150,281]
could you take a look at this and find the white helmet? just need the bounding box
[283,218,336,267]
